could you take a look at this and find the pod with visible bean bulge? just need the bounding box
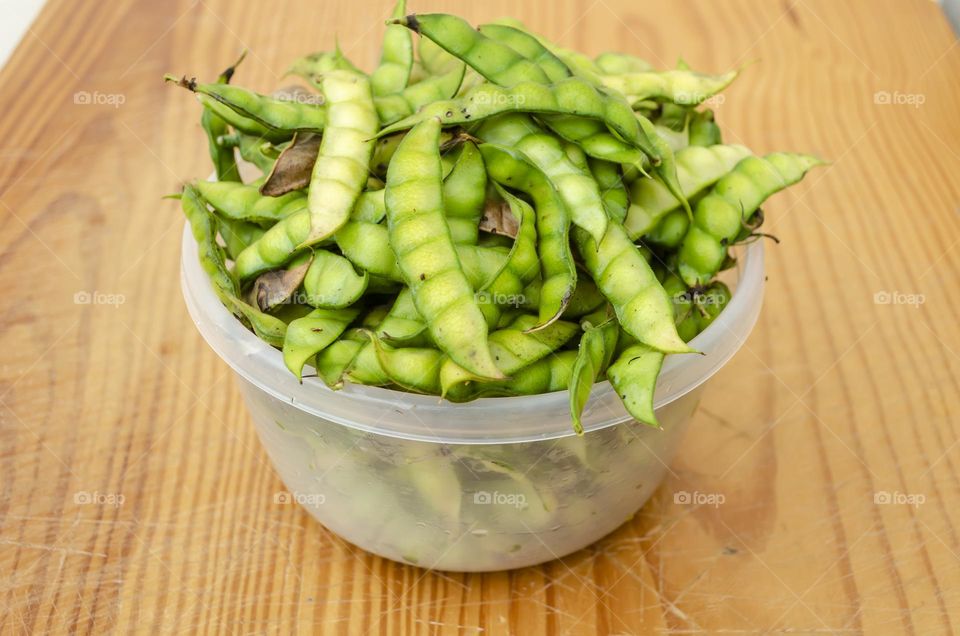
[441,141,486,245]
[282,308,360,380]
[303,70,379,246]
[624,144,752,239]
[303,250,368,308]
[370,0,413,97]
[179,184,286,346]
[385,117,504,380]
[678,153,824,286]
[479,141,577,328]
[439,314,579,401]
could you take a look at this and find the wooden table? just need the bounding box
[1,0,958,633]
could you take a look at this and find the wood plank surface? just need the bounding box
[1,0,959,633]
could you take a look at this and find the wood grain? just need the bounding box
[1,0,958,633]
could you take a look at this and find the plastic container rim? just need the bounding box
[180,223,765,444]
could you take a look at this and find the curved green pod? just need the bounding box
[194,181,306,225]
[624,144,752,239]
[607,343,664,427]
[575,221,693,355]
[602,69,738,105]
[442,141,486,245]
[678,153,824,286]
[385,117,504,380]
[165,75,326,137]
[282,308,360,380]
[439,314,579,401]
[479,141,578,328]
[302,250,368,308]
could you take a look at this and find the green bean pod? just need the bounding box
[283,308,360,380]
[374,62,465,125]
[443,350,577,401]
[352,189,386,223]
[303,250,369,308]
[385,117,504,380]
[478,114,607,245]
[200,52,245,182]
[377,79,658,162]
[479,141,577,328]
[180,184,286,346]
[371,0,414,97]
[568,309,619,433]
[483,184,540,292]
[315,332,366,388]
[377,288,431,346]
[442,142,486,245]
[395,13,552,86]
[165,75,326,138]
[575,221,693,354]
[439,314,579,400]
[366,332,443,394]
[225,133,280,173]
[303,70,378,246]
[476,23,572,83]
[624,144,752,239]
[602,69,738,105]
[678,153,824,286]
[607,343,664,427]
[194,181,306,224]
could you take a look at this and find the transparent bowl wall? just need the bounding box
[181,225,765,572]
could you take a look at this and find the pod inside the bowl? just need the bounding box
[242,376,705,572]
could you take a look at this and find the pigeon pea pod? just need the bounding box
[394,13,551,86]
[377,288,431,346]
[575,221,693,354]
[479,141,577,328]
[444,350,578,401]
[194,181,306,225]
[385,117,504,380]
[568,308,619,433]
[476,23,572,83]
[377,79,658,162]
[589,157,628,224]
[302,250,369,308]
[370,0,414,97]
[689,109,723,147]
[607,343,664,427]
[477,114,607,245]
[442,141,486,245]
[366,332,443,394]
[678,153,824,286]
[218,217,265,260]
[303,70,379,246]
[180,184,286,346]
[439,314,579,401]
[374,61,465,125]
[602,69,739,105]
[165,75,325,138]
[482,184,540,294]
[624,144,752,239]
[282,308,360,380]
[201,52,245,182]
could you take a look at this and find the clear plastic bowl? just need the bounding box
[180,225,764,572]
